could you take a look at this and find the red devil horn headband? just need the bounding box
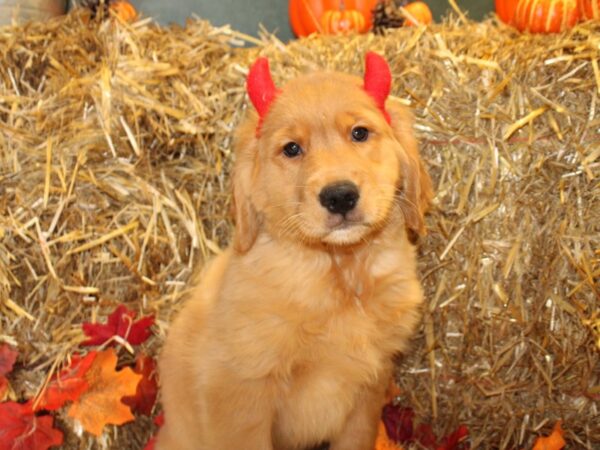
[247,57,279,135]
[363,52,391,124]
[246,52,392,135]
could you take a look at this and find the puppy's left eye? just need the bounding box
[351,127,369,142]
[283,142,303,158]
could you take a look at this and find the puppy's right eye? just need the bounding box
[283,142,303,158]
[351,126,369,142]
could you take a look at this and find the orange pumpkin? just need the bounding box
[514,0,579,33]
[289,0,378,37]
[495,0,520,23]
[578,0,600,19]
[109,0,137,22]
[321,9,367,34]
[402,1,433,26]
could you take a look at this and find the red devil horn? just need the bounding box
[247,57,278,123]
[363,52,391,124]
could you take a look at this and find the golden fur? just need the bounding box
[156,67,433,450]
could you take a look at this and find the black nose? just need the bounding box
[319,181,360,215]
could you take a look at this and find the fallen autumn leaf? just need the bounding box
[67,348,141,436]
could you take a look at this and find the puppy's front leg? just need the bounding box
[203,376,275,450]
[328,379,388,450]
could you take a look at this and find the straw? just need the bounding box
[1,8,598,448]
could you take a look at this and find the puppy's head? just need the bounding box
[232,53,432,253]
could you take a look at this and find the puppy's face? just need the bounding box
[233,70,431,252]
[257,73,400,246]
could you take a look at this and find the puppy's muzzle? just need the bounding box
[319,181,360,216]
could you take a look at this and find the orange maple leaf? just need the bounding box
[67,348,141,436]
[532,421,566,450]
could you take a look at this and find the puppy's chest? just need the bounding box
[286,256,412,367]
[273,296,395,447]
[288,266,405,377]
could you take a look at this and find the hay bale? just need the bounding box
[0,11,249,447]
[0,9,598,449]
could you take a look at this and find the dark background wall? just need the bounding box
[113,1,495,41]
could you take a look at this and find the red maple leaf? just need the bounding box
[82,305,154,347]
[154,412,165,427]
[123,354,158,415]
[0,345,18,377]
[143,435,157,450]
[0,401,63,450]
[437,424,470,450]
[0,345,18,402]
[416,423,438,448]
[143,413,165,450]
[35,352,97,411]
[381,402,469,450]
[0,379,8,400]
[382,403,414,442]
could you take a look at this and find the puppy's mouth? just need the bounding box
[325,209,365,229]
[321,212,371,245]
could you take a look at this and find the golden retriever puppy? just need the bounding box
[156,52,432,450]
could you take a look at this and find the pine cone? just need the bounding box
[372,0,411,34]
[76,0,112,19]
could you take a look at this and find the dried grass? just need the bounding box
[0,8,598,449]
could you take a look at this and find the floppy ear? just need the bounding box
[231,113,261,253]
[387,101,433,239]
